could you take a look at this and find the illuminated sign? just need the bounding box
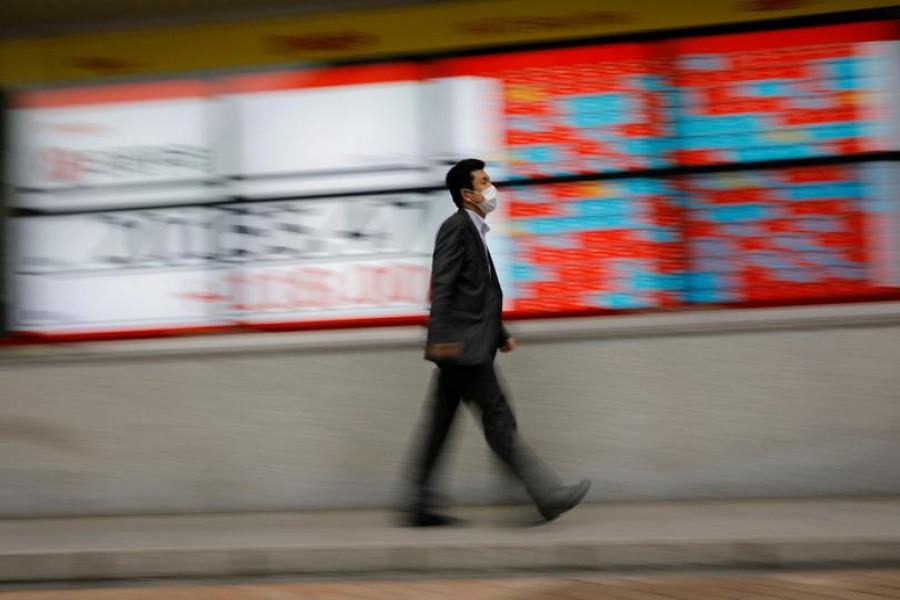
[6,23,899,338]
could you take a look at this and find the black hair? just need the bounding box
[445,158,485,209]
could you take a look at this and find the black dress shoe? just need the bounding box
[404,511,464,527]
[539,478,592,522]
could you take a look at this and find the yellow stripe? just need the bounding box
[1,0,895,85]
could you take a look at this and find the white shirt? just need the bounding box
[465,208,492,275]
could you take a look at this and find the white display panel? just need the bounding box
[217,193,453,324]
[227,259,432,323]
[225,80,433,197]
[10,97,218,212]
[11,208,227,333]
[4,69,469,336]
[424,77,507,179]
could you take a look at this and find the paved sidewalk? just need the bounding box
[1,498,899,582]
[3,571,900,599]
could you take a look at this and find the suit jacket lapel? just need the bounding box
[458,209,492,280]
[486,246,500,289]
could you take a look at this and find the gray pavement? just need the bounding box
[1,498,899,582]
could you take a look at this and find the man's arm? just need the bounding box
[427,219,464,351]
[499,322,516,353]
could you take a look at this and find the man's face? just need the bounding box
[463,169,492,205]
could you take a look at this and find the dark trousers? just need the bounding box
[410,361,561,511]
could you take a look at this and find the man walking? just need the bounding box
[404,158,591,527]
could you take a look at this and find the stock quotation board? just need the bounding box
[6,22,899,338]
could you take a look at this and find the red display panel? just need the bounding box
[433,44,672,178]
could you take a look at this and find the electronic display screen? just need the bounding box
[6,22,899,338]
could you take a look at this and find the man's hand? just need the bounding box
[426,342,462,361]
[500,336,517,353]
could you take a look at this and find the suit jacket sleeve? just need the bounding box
[428,219,464,345]
[500,322,511,343]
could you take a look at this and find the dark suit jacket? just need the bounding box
[425,208,511,365]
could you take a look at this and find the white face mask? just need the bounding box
[474,185,498,214]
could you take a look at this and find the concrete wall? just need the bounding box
[2,302,900,517]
